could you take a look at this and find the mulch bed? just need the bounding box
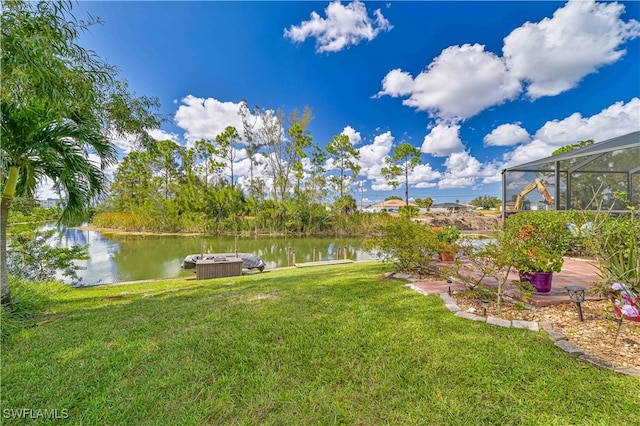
[453,293,640,370]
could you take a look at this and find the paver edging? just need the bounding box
[414,291,640,378]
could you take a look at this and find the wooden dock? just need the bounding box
[294,259,354,268]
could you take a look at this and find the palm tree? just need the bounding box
[1,100,117,306]
[1,1,161,307]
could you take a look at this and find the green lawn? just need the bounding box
[2,263,638,425]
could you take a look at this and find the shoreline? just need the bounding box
[72,224,203,237]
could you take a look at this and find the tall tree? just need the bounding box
[326,134,361,200]
[306,143,328,204]
[109,151,155,211]
[239,101,265,234]
[286,108,313,195]
[215,126,240,185]
[263,108,313,202]
[239,101,264,201]
[194,138,218,186]
[1,1,162,306]
[153,140,182,200]
[249,105,313,202]
[381,143,422,206]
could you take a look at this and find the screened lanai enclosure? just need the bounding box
[502,131,640,217]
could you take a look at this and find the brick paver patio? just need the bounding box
[412,257,602,306]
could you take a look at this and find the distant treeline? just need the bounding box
[91,210,394,237]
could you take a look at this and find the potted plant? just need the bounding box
[513,244,565,292]
[503,214,572,292]
[431,225,461,261]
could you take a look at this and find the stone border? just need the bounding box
[402,281,640,377]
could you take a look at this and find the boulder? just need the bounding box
[415,211,500,231]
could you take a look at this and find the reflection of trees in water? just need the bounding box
[50,229,375,285]
[106,235,375,281]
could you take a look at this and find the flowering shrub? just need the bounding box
[431,225,461,255]
[517,244,564,273]
[610,282,639,320]
[431,225,461,243]
[510,223,565,272]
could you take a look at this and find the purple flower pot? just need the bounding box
[519,271,553,293]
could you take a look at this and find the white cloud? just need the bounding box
[503,0,640,99]
[504,97,640,165]
[377,44,521,121]
[233,157,253,181]
[102,131,140,157]
[371,180,395,191]
[438,176,477,189]
[377,1,639,122]
[409,164,440,187]
[284,0,392,53]
[430,97,640,189]
[350,130,440,191]
[376,69,414,97]
[341,125,362,145]
[413,181,438,189]
[174,95,245,144]
[148,129,180,142]
[351,130,396,190]
[358,130,394,170]
[437,151,501,189]
[484,123,531,147]
[444,151,484,179]
[421,124,465,157]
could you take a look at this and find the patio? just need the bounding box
[413,256,603,306]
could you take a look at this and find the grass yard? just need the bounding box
[1,262,639,425]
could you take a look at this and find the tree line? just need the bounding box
[100,102,387,235]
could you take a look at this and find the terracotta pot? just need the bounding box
[519,271,553,293]
[439,252,455,261]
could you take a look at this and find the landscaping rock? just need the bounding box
[512,320,539,332]
[486,316,511,328]
[538,321,554,331]
[614,367,640,377]
[415,211,500,231]
[554,340,583,357]
[455,311,486,322]
[394,273,413,280]
[578,354,615,370]
[440,293,456,304]
[545,330,567,341]
[445,303,461,312]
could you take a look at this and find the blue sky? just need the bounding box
[51,0,640,205]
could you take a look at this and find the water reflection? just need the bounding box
[46,225,378,286]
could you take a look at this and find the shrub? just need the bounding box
[368,218,439,277]
[503,211,573,273]
[585,213,639,293]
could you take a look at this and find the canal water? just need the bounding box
[45,225,379,286]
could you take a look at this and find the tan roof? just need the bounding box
[371,199,418,208]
